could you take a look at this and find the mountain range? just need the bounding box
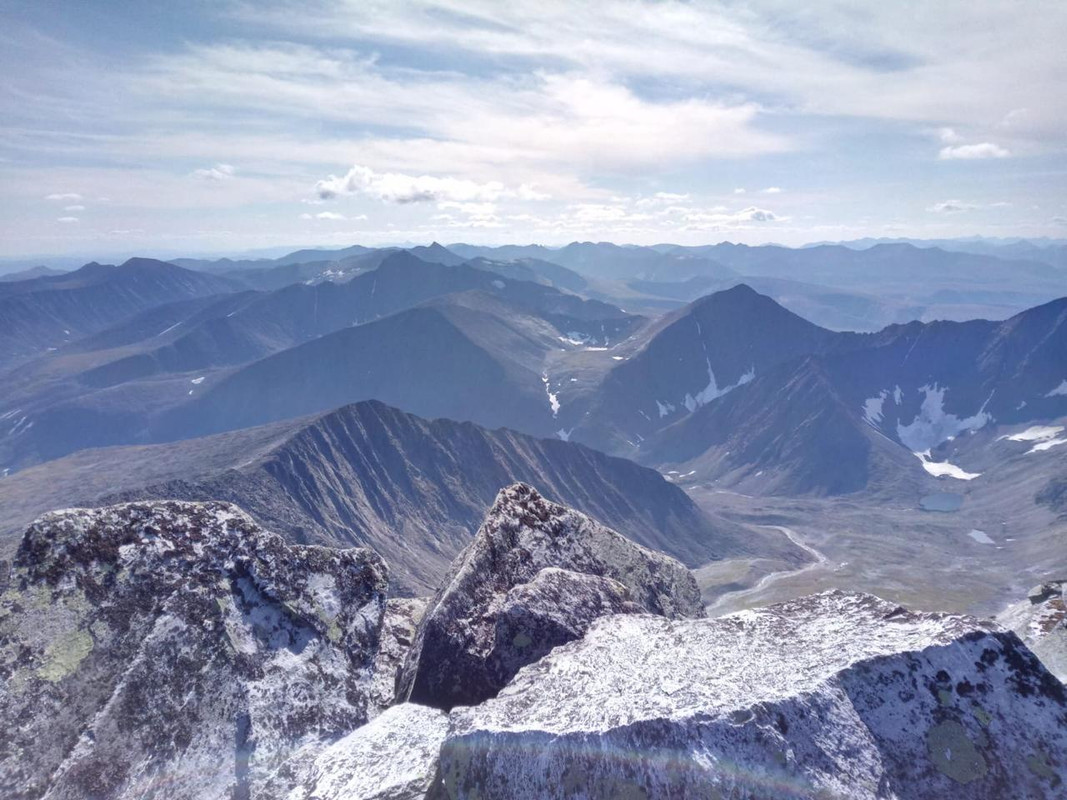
[0,238,1064,615]
[0,400,784,594]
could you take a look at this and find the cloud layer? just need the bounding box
[1,1,1065,253]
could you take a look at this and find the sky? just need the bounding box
[1,0,1066,259]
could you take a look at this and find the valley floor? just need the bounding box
[689,482,1067,618]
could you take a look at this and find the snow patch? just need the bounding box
[656,400,676,418]
[1045,379,1067,397]
[914,450,981,481]
[541,374,560,417]
[968,529,994,545]
[896,384,992,452]
[555,428,572,442]
[1030,437,1067,453]
[190,376,205,385]
[1000,425,1064,443]
[862,390,887,425]
[683,362,755,413]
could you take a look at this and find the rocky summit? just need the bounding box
[0,501,388,800]
[396,483,705,710]
[433,591,1067,799]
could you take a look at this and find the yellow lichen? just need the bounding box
[37,629,93,682]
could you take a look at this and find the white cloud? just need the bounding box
[56,216,79,223]
[937,127,963,144]
[636,192,691,207]
[926,199,1011,213]
[938,143,1011,160]
[437,201,498,217]
[64,204,85,211]
[317,164,508,204]
[192,163,236,180]
[762,186,782,194]
[300,210,363,221]
[45,192,82,201]
[733,188,746,194]
[926,200,976,213]
[683,206,783,227]
[516,183,551,201]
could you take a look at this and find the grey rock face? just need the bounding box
[287,703,448,800]
[0,501,388,800]
[372,597,429,708]
[432,591,1067,800]
[486,566,644,702]
[397,483,704,710]
[998,580,1067,681]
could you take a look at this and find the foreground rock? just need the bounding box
[397,483,704,709]
[0,501,388,800]
[432,591,1067,799]
[372,597,429,708]
[287,704,448,800]
[998,580,1067,681]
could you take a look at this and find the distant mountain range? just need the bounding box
[1,241,1064,501]
[0,258,238,368]
[0,400,784,594]
[0,251,641,468]
[619,292,1067,494]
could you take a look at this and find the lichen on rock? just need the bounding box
[0,500,389,800]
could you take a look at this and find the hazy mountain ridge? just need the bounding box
[0,400,772,594]
[0,258,240,369]
[0,252,642,471]
[564,286,1067,494]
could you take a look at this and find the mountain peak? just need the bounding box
[118,256,175,270]
[397,483,704,709]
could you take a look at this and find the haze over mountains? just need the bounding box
[0,238,1062,622]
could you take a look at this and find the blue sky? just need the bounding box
[1,0,1065,257]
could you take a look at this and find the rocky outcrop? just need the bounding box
[287,703,448,800]
[0,501,388,800]
[372,597,429,708]
[485,566,644,696]
[998,580,1067,681]
[431,591,1067,799]
[397,483,704,710]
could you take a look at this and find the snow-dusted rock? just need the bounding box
[287,703,448,800]
[486,566,644,697]
[0,501,388,800]
[432,591,1067,799]
[372,597,429,708]
[397,483,704,709]
[998,580,1067,682]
